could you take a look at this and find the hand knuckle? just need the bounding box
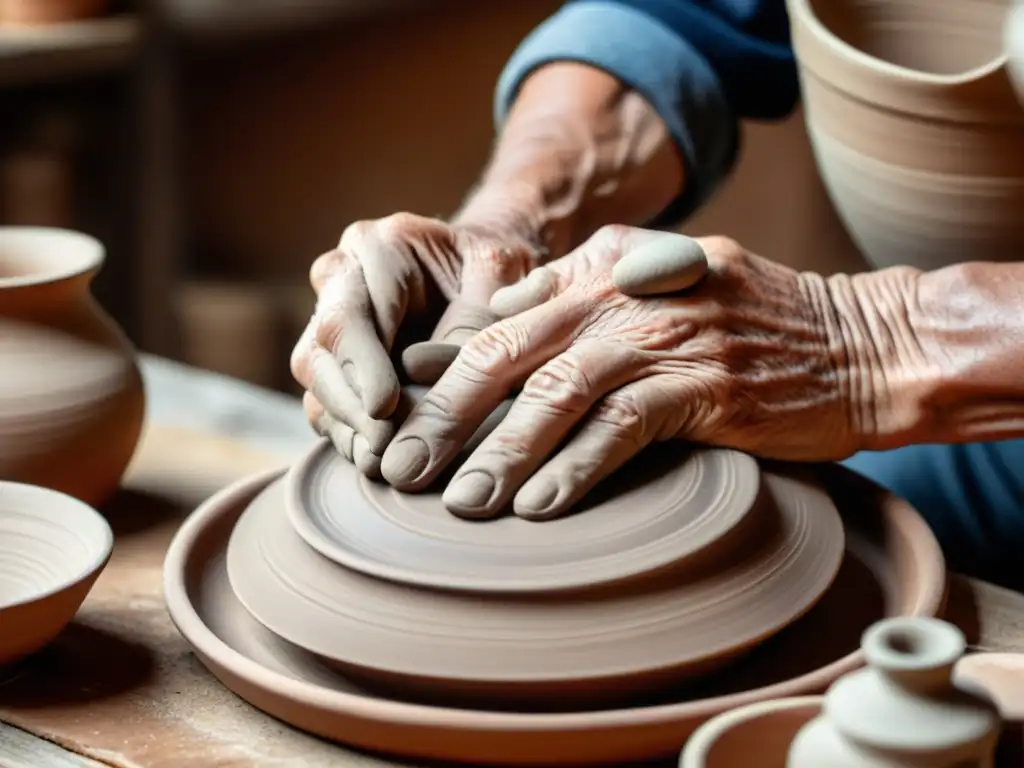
[593,392,647,446]
[521,353,593,414]
[457,321,526,379]
[380,212,425,238]
[338,219,377,250]
[593,224,630,247]
[313,318,342,355]
[290,332,314,384]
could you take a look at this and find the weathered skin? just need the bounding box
[380,226,925,519]
[292,63,681,476]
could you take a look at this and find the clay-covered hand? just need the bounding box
[379,226,888,520]
[290,214,542,476]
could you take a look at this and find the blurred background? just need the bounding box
[0,0,868,395]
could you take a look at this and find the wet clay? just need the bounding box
[164,466,946,766]
[611,234,709,297]
[228,467,844,708]
[288,440,768,593]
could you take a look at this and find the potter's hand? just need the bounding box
[380,226,885,520]
[291,214,541,476]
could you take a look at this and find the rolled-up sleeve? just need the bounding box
[494,0,797,225]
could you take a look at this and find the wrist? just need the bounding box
[814,267,936,453]
[455,63,683,262]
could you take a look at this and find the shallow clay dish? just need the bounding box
[164,467,945,766]
[289,441,766,593]
[0,481,113,667]
[232,462,844,708]
[679,696,822,768]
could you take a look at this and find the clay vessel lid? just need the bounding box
[288,438,764,593]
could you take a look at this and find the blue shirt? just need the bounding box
[495,0,797,224]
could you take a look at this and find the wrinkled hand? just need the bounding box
[291,214,540,476]
[379,225,869,520]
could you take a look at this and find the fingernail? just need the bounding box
[515,477,561,520]
[381,437,431,487]
[353,436,382,478]
[442,470,496,516]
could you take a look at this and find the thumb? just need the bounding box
[401,298,500,385]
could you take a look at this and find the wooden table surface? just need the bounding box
[3,359,1024,767]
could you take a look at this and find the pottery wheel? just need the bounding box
[227,469,846,697]
[288,440,764,593]
[166,469,947,766]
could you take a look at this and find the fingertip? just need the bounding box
[361,417,397,457]
[489,267,556,317]
[402,342,461,385]
[353,435,383,478]
[363,375,401,420]
[513,476,563,521]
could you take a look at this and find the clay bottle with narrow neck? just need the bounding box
[787,617,1000,767]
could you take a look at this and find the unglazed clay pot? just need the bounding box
[679,696,823,768]
[0,481,113,667]
[0,0,109,24]
[787,617,1001,767]
[787,0,1024,272]
[0,227,145,506]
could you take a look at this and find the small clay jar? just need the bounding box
[0,227,145,506]
[787,617,1001,767]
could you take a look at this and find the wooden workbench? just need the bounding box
[2,357,1024,768]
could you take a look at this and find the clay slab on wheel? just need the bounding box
[230,461,845,708]
[289,440,766,593]
[163,469,947,767]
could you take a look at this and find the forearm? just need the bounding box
[825,262,1024,451]
[452,63,683,261]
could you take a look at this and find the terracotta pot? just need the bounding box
[679,697,823,768]
[787,0,1024,272]
[0,227,145,506]
[0,480,113,667]
[0,0,109,24]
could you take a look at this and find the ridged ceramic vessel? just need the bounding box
[787,0,1024,272]
[0,480,113,667]
[0,227,145,506]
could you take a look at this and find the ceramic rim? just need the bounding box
[0,480,113,610]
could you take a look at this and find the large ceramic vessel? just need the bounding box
[787,0,1024,272]
[0,227,144,506]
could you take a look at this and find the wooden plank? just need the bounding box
[0,721,109,768]
[0,15,140,88]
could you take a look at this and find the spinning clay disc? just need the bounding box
[226,468,846,706]
[288,440,764,593]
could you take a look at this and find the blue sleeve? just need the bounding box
[494,0,797,225]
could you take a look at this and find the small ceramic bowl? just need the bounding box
[679,696,823,768]
[0,481,113,667]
